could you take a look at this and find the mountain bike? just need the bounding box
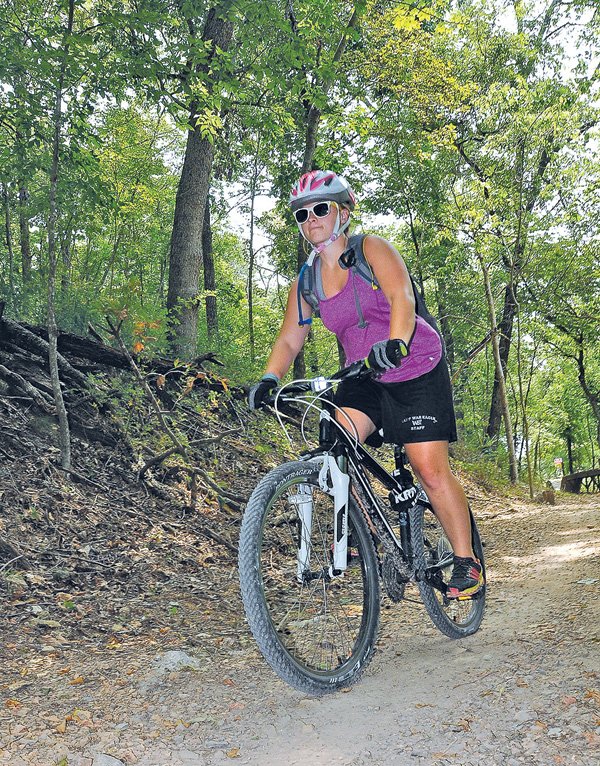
[238,362,486,695]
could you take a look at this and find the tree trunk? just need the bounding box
[479,257,518,482]
[248,180,256,362]
[166,6,233,358]
[565,429,574,474]
[167,129,214,357]
[486,280,518,439]
[575,344,600,453]
[60,221,73,294]
[436,286,455,369]
[202,195,218,340]
[46,0,75,470]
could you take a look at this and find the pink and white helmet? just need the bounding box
[289,170,356,212]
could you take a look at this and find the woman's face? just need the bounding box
[300,202,349,245]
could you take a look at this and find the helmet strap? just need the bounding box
[296,204,350,261]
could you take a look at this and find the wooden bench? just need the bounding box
[561,469,600,494]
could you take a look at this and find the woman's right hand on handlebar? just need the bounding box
[248,373,279,409]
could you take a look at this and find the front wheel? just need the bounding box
[410,503,486,638]
[238,460,380,695]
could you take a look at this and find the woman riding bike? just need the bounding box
[248,170,484,600]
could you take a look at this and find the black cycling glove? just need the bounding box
[366,339,409,373]
[248,373,279,410]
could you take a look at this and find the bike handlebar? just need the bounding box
[265,359,373,407]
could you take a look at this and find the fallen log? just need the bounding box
[0,317,88,388]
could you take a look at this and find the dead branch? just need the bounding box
[451,332,492,384]
[138,446,183,478]
[0,316,88,388]
[0,537,31,569]
[0,363,55,412]
[192,427,241,447]
[187,465,247,505]
[54,466,109,491]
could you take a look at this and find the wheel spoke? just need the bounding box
[239,461,379,692]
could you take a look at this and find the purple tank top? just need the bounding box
[315,264,442,382]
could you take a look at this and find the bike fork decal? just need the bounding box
[319,455,349,574]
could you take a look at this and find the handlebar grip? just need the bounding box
[331,359,373,383]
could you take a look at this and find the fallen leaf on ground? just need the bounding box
[5,698,22,710]
[584,688,600,704]
[69,676,85,685]
[226,747,240,758]
[454,718,472,732]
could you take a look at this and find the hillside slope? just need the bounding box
[1,324,598,766]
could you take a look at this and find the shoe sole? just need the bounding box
[447,574,485,601]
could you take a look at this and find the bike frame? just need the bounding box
[274,368,452,594]
[299,403,421,576]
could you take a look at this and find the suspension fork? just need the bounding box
[319,453,350,575]
[288,484,313,582]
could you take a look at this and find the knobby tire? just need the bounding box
[238,460,380,695]
[410,503,486,638]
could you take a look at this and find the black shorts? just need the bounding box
[334,359,457,446]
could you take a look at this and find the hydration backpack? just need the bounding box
[297,234,442,341]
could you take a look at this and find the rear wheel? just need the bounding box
[238,460,380,695]
[410,503,485,638]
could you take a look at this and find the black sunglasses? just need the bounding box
[293,201,333,224]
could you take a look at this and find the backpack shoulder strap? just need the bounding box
[346,235,443,342]
[297,261,319,325]
[341,234,380,289]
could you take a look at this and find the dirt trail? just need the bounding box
[2,493,599,766]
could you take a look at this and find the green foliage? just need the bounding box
[0,0,598,483]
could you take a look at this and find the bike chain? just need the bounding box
[349,469,411,603]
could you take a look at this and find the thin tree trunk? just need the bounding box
[47,0,75,469]
[18,182,32,286]
[575,343,600,453]
[565,429,574,474]
[2,184,16,311]
[60,221,73,294]
[292,3,363,379]
[436,286,455,369]
[247,139,261,361]
[479,256,518,482]
[202,195,218,340]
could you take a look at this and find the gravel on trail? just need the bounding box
[1,492,598,766]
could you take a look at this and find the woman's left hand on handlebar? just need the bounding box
[365,339,409,373]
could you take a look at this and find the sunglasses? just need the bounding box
[293,201,334,224]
